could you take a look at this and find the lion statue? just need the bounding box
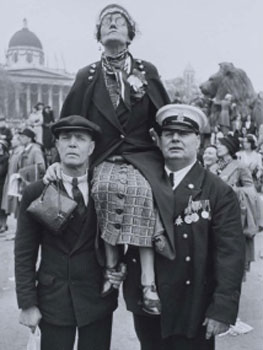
[200,62,263,129]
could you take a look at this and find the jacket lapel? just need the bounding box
[92,65,125,132]
[173,162,204,219]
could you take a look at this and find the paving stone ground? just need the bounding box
[0,216,262,350]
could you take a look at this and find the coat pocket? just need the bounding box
[37,271,55,286]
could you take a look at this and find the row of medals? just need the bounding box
[183,198,210,224]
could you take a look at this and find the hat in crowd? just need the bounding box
[51,115,102,138]
[156,104,208,133]
[0,115,5,122]
[20,128,36,141]
[219,134,240,155]
[96,4,136,40]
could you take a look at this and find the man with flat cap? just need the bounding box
[15,115,124,350]
[123,104,245,350]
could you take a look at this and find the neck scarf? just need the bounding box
[101,49,132,109]
[216,157,233,175]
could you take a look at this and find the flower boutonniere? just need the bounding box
[127,68,148,99]
[127,69,147,91]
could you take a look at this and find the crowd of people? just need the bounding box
[0,3,261,350]
[0,103,56,234]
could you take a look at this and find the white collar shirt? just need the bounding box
[61,171,89,206]
[165,160,196,190]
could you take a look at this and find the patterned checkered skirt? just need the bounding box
[91,159,156,247]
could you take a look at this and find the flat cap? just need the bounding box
[51,115,102,137]
[156,104,208,133]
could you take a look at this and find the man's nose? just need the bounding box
[68,136,77,146]
[171,132,180,141]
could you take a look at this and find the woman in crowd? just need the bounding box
[46,4,174,315]
[213,135,259,274]
[27,103,44,145]
[1,133,24,219]
[202,144,218,172]
[0,140,10,233]
[237,134,263,191]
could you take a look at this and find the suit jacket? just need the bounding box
[60,58,175,255]
[15,180,118,327]
[123,162,245,339]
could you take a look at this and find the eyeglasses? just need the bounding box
[101,14,127,27]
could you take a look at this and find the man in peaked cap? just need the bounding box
[123,104,245,349]
[15,115,125,350]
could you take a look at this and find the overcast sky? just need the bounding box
[0,0,262,90]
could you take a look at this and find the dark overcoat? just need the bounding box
[15,180,118,327]
[123,162,245,339]
[60,59,175,254]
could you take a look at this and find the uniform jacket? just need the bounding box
[15,180,118,327]
[123,162,245,339]
[60,58,175,255]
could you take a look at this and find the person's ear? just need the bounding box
[87,141,95,156]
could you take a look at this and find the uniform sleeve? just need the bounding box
[15,186,42,309]
[205,184,245,325]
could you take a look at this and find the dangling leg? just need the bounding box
[101,242,119,297]
[139,247,161,315]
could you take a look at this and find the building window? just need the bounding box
[39,54,44,65]
[27,52,33,63]
[13,52,18,62]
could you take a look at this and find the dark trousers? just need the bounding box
[39,314,113,350]
[133,314,215,350]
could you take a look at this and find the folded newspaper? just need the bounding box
[218,319,253,337]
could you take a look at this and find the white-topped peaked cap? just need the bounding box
[156,104,208,133]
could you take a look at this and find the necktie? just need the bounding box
[72,178,86,216]
[169,173,174,187]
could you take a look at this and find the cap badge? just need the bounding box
[177,112,185,122]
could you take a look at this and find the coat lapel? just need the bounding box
[173,162,204,219]
[92,65,125,132]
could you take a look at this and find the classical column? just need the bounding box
[26,84,31,115]
[37,84,42,102]
[48,85,53,107]
[3,88,8,117]
[15,86,20,118]
[58,86,64,114]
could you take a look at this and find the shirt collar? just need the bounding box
[165,160,196,177]
[61,170,88,185]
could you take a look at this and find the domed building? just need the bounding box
[3,19,74,120]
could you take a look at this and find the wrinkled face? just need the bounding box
[159,129,200,165]
[203,146,218,166]
[216,141,229,157]
[56,131,95,169]
[100,13,129,47]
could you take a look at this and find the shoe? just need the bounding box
[101,267,117,297]
[141,283,161,315]
[0,225,8,234]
